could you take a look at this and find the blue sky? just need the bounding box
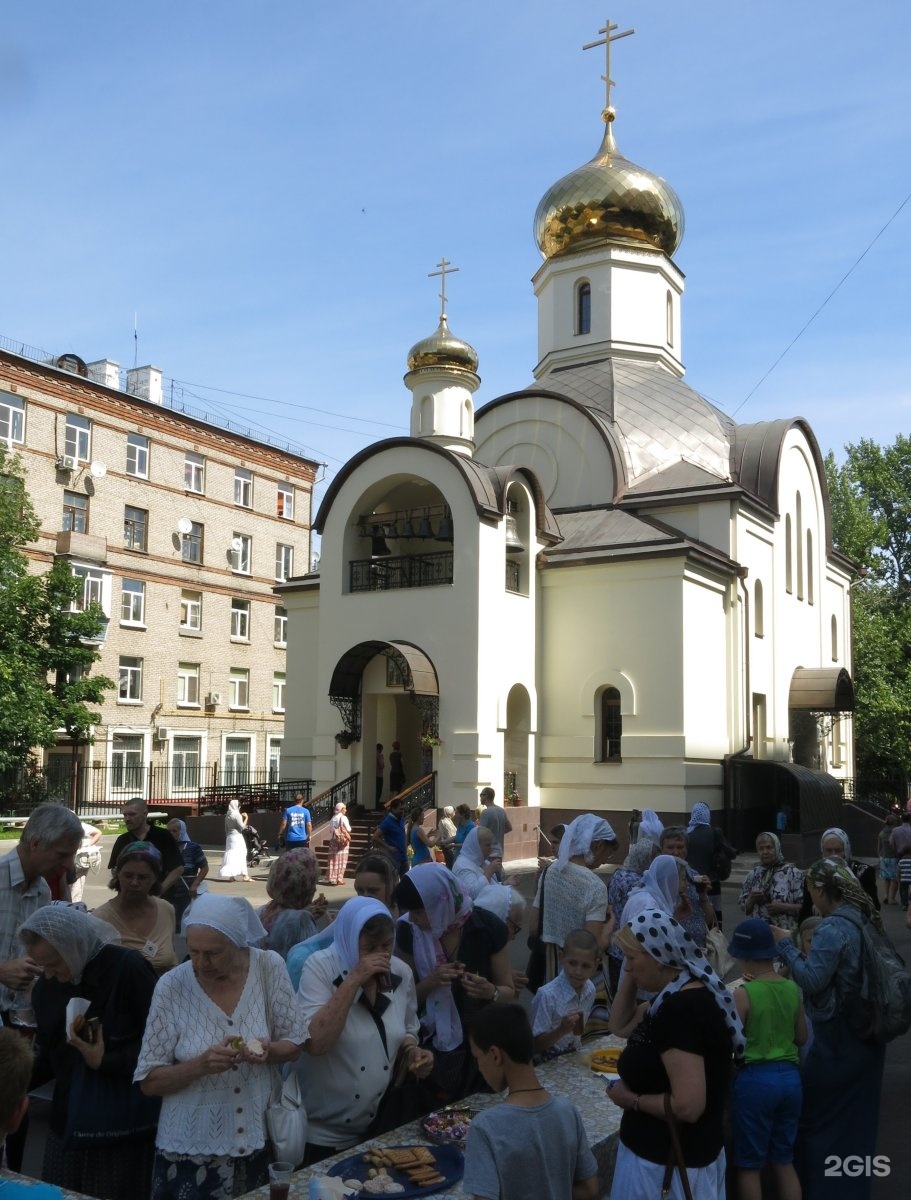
[3,1,909,506]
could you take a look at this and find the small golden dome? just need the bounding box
[406,315,479,374]
[534,113,684,259]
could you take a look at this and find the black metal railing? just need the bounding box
[392,772,436,813]
[309,774,359,830]
[842,777,908,811]
[350,551,453,593]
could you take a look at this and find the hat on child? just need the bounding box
[727,918,779,961]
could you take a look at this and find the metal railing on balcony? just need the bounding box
[350,551,454,593]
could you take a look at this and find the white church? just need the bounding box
[279,27,855,846]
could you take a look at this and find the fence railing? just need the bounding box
[349,552,453,593]
[841,777,909,811]
[310,774,360,831]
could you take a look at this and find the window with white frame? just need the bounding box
[229,668,249,710]
[182,521,203,564]
[273,672,286,712]
[185,451,205,493]
[267,736,282,779]
[234,468,253,508]
[0,393,25,445]
[111,734,144,792]
[72,566,107,613]
[180,589,202,630]
[224,736,251,784]
[172,735,202,792]
[230,598,250,640]
[232,533,251,574]
[65,414,91,462]
[123,505,148,552]
[118,656,143,702]
[62,490,88,533]
[277,484,294,520]
[120,578,145,625]
[177,662,200,706]
[275,542,293,582]
[126,433,149,478]
[274,606,287,645]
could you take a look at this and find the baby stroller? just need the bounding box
[243,821,269,868]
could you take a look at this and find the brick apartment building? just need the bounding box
[0,340,319,809]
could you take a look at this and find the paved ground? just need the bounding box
[20,839,911,1194]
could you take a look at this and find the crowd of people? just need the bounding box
[0,796,904,1200]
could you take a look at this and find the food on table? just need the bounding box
[361,1147,444,1189]
[421,1107,473,1144]
[589,1046,622,1073]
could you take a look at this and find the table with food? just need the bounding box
[241,1034,626,1199]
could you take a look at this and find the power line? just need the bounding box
[732,189,911,417]
[170,376,403,429]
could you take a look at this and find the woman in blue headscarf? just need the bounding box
[294,897,431,1163]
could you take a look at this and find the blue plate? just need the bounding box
[325,1142,464,1197]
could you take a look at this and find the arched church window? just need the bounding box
[420,395,433,434]
[785,515,793,594]
[796,492,804,600]
[754,580,764,637]
[666,290,674,347]
[576,281,591,336]
[831,614,838,661]
[806,530,814,605]
[599,687,622,763]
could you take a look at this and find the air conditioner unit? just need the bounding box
[206,692,222,706]
[56,455,78,470]
[154,726,170,741]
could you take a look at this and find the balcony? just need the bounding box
[350,550,453,593]
[55,530,108,563]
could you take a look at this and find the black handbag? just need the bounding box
[525,865,550,994]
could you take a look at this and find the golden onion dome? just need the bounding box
[534,110,684,259]
[406,315,479,374]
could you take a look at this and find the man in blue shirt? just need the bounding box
[373,795,407,873]
[279,792,312,848]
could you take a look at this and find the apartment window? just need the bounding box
[120,578,145,625]
[273,672,286,712]
[185,451,205,493]
[267,736,282,779]
[126,433,149,478]
[172,736,202,791]
[229,668,250,710]
[231,598,251,640]
[123,505,148,552]
[65,414,91,462]
[599,686,622,762]
[0,393,25,445]
[224,736,251,784]
[182,521,203,564]
[232,533,251,574]
[180,588,202,630]
[177,662,200,707]
[275,542,293,582]
[274,606,288,645]
[234,468,253,508]
[62,490,88,533]
[111,734,144,791]
[118,656,143,702]
[277,484,294,520]
[73,566,106,613]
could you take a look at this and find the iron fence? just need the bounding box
[349,551,454,593]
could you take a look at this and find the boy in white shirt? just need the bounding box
[531,928,599,1058]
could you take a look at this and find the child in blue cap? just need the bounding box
[728,918,807,1200]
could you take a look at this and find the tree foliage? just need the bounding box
[826,437,911,790]
[0,446,114,771]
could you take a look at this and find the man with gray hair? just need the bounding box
[0,802,81,1169]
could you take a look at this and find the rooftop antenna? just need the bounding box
[428,257,459,323]
[583,16,635,122]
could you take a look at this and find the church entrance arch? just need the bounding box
[504,684,531,804]
[328,640,439,809]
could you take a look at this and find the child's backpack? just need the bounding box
[833,907,911,1043]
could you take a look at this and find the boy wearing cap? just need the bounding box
[728,919,807,1200]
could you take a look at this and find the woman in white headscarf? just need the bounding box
[452,824,498,899]
[135,895,307,1198]
[295,897,431,1162]
[797,826,880,922]
[608,908,743,1199]
[219,798,251,882]
[530,814,619,985]
[19,906,160,1200]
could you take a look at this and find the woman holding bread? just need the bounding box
[135,894,308,1199]
[18,905,160,1200]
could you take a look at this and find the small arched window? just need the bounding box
[806,530,814,604]
[576,281,591,336]
[785,515,793,594]
[599,687,622,762]
[831,614,838,661]
[796,492,804,600]
[754,580,764,637]
[666,290,674,347]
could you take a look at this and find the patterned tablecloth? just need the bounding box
[242,1035,626,1200]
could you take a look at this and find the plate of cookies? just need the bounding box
[325,1143,463,1197]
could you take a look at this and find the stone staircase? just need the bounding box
[312,811,383,881]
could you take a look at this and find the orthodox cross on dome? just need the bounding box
[428,257,459,322]
[583,17,635,119]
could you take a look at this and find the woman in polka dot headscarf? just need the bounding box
[606,908,743,1199]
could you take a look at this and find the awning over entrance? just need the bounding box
[328,640,438,699]
[726,757,845,848]
[788,667,855,714]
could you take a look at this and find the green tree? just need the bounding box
[826,438,911,791]
[0,445,113,774]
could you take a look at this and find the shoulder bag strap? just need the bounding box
[662,1092,694,1200]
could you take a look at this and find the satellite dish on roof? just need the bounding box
[176,517,193,535]
[230,536,244,552]
[89,461,107,479]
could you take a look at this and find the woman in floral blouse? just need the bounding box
[739,832,804,931]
